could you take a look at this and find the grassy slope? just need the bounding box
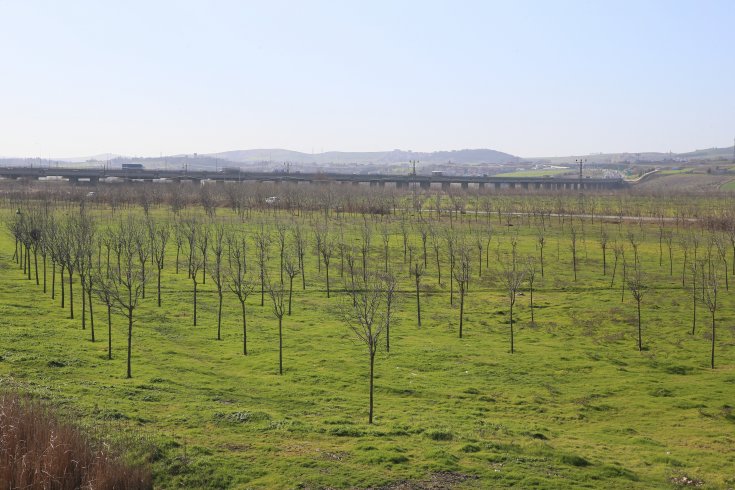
[1,208,734,489]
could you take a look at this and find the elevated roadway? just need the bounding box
[0,167,627,191]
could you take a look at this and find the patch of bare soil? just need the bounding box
[372,471,478,490]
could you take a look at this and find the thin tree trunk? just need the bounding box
[260,270,265,306]
[278,316,283,375]
[602,247,606,275]
[692,272,697,335]
[610,256,618,287]
[300,255,306,290]
[510,300,514,354]
[369,350,375,424]
[34,250,39,285]
[530,287,534,323]
[540,246,544,277]
[325,263,330,298]
[88,281,94,341]
[69,271,74,319]
[81,277,86,330]
[217,291,223,340]
[415,277,421,328]
[637,300,642,352]
[385,310,391,353]
[288,276,293,315]
[435,249,441,286]
[193,282,198,326]
[107,304,112,360]
[127,309,133,378]
[711,312,715,369]
[459,288,464,338]
[246,300,248,356]
[157,267,162,306]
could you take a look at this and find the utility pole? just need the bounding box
[409,159,418,176]
[576,158,586,181]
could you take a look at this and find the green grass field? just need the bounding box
[658,168,693,175]
[1,206,734,489]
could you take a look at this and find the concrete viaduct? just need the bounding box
[0,167,627,191]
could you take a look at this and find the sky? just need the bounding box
[0,0,733,158]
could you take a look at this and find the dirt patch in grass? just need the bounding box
[371,471,478,489]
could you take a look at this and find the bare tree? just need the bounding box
[419,221,429,268]
[474,230,483,277]
[276,222,287,284]
[690,260,700,336]
[701,270,718,369]
[267,275,286,375]
[713,234,729,291]
[58,222,75,318]
[319,233,334,298]
[360,220,371,281]
[500,265,525,354]
[341,273,390,424]
[226,233,255,355]
[599,227,608,275]
[293,223,307,290]
[454,248,470,338]
[509,231,518,271]
[627,232,641,267]
[526,257,538,325]
[627,264,646,352]
[664,230,674,276]
[430,224,442,286]
[284,252,300,316]
[345,246,358,298]
[411,260,425,328]
[380,223,391,273]
[570,225,578,281]
[70,211,95,338]
[149,220,170,307]
[210,224,225,340]
[254,224,271,306]
[100,217,149,378]
[610,241,623,288]
[174,221,185,274]
[189,233,203,327]
[399,216,409,263]
[382,273,397,353]
[93,272,115,361]
[485,224,494,270]
[197,224,211,285]
[445,232,456,304]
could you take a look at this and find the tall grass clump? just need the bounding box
[0,391,152,489]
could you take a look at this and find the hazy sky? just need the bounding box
[1,0,733,158]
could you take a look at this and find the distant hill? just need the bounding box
[2,146,732,171]
[208,148,517,165]
[529,146,735,165]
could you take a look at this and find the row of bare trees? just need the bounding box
[6,197,732,421]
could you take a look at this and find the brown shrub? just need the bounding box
[0,392,152,490]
